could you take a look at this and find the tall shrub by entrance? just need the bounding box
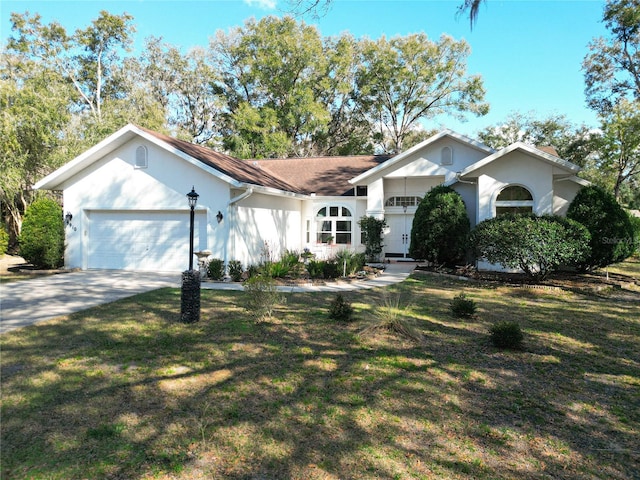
[409,186,469,266]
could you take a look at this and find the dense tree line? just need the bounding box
[1,11,486,246]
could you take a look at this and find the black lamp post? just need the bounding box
[187,186,199,271]
[181,186,200,323]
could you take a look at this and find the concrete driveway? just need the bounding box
[1,271,179,334]
[0,262,417,335]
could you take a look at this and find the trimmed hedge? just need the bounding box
[470,213,590,280]
[19,197,64,269]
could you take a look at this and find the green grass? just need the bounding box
[1,263,639,479]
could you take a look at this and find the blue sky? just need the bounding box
[1,0,609,136]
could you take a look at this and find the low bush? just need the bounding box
[207,258,225,280]
[470,213,590,280]
[228,260,243,282]
[280,249,301,269]
[307,260,325,279]
[334,250,366,276]
[267,261,290,278]
[246,264,260,279]
[322,260,340,279]
[19,197,64,269]
[242,275,285,321]
[328,294,354,321]
[450,292,477,318]
[489,321,524,350]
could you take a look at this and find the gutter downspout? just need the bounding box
[455,172,477,185]
[224,188,254,269]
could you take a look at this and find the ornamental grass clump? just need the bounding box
[361,294,424,343]
[449,292,477,318]
[328,293,354,321]
[489,321,524,350]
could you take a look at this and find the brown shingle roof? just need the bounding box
[536,145,560,157]
[254,155,392,196]
[140,127,305,194]
[141,126,391,196]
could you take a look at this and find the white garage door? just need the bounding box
[87,211,206,272]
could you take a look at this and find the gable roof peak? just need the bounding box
[349,128,494,185]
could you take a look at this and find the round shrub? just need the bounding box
[0,226,8,256]
[329,293,354,321]
[489,321,524,349]
[567,185,635,270]
[409,186,470,267]
[207,258,225,280]
[450,292,477,318]
[322,260,340,279]
[470,214,590,280]
[19,197,64,269]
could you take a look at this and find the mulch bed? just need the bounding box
[415,264,640,300]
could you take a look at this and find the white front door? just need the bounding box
[384,213,412,258]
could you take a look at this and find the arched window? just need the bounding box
[495,185,533,216]
[316,206,352,244]
[441,146,453,165]
[135,145,148,168]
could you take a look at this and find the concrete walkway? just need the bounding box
[1,262,416,334]
[201,261,417,292]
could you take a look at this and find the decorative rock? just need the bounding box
[180,270,201,323]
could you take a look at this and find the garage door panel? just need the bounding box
[88,211,206,272]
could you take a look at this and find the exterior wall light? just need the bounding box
[216,211,223,223]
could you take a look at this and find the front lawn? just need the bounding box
[1,268,639,479]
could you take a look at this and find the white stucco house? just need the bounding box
[34,123,588,273]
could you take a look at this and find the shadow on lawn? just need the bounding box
[1,280,639,479]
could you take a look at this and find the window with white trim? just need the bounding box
[135,145,148,168]
[316,206,352,244]
[495,185,533,216]
[385,196,422,207]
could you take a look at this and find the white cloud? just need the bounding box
[244,0,277,10]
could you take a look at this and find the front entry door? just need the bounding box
[385,213,412,258]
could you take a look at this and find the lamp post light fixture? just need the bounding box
[181,186,201,323]
[187,186,199,271]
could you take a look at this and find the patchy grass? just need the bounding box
[604,254,640,279]
[1,266,639,479]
